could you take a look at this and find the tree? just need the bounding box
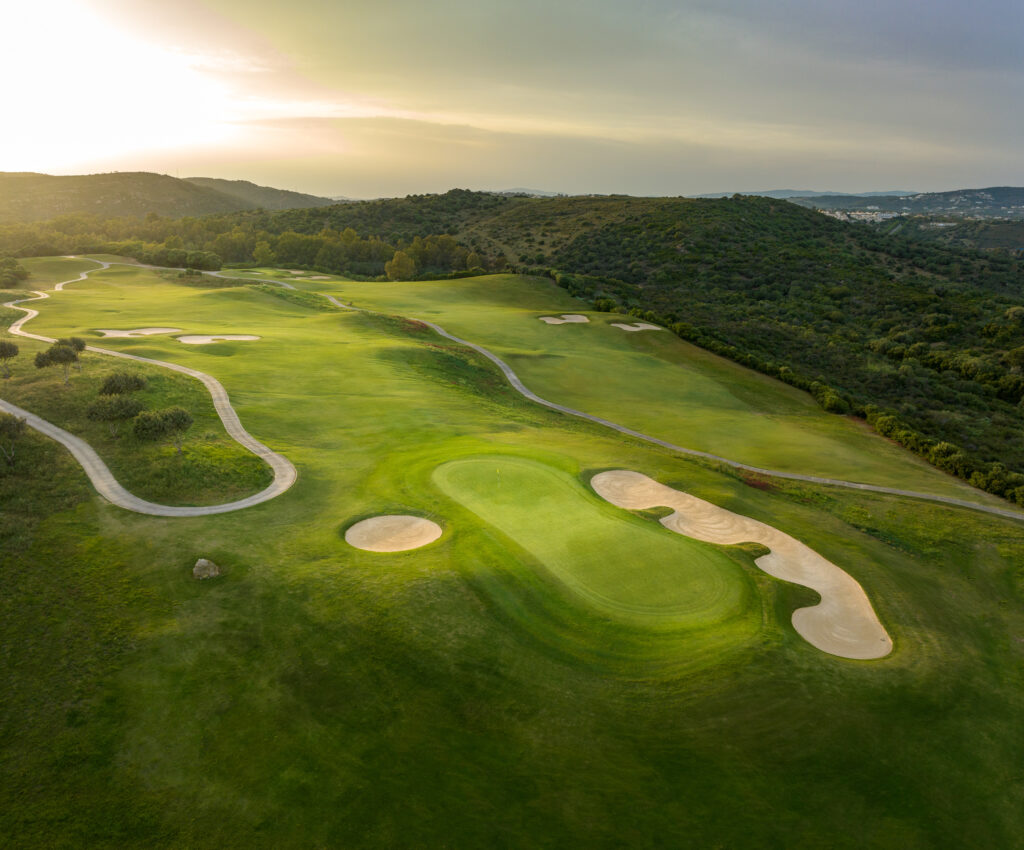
[384,250,416,281]
[162,407,193,454]
[34,343,78,385]
[253,241,276,266]
[57,336,86,353]
[0,412,26,466]
[100,371,146,395]
[0,256,29,287]
[57,337,86,371]
[132,409,169,442]
[0,340,17,378]
[87,396,145,437]
[133,406,193,455]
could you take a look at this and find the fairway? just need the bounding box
[314,273,1000,501]
[434,456,752,624]
[4,256,1024,848]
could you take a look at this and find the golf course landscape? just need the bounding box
[3,256,1024,846]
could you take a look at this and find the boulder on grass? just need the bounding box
[193,558,221,579]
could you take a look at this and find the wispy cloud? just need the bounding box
[8,0,1021,194]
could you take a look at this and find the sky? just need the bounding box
[3,0,1022,197]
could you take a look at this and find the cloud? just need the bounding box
[28,0,1024,192]
[90,115,1020,199]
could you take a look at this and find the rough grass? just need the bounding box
[3,256,1024,848]
[0,336,271,506]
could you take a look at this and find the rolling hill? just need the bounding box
[4,187,1024,504]
[183,177,334,210]
[0,171,334,223]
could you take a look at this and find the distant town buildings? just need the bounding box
[820,209,900,223]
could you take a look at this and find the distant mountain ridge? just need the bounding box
[692,189,912,199]
[790,186,1024,217]
[0,171,335,223]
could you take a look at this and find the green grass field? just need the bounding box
[8,255,100,287]
[307,273,999,501]
[2,257,1024,847]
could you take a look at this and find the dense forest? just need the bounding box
[2,190,1024,504]
[877,217,1024,257]
[545,197,1024,504]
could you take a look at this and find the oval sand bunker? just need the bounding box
[539,314,589,324]
[177,335,261,345]
[345,515,442,552]
[95,327,183,338]
[591,470,893,660]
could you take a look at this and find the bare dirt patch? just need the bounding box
[591,470,893,660]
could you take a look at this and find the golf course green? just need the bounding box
[3,256,1024,847]
[433,455,752,623]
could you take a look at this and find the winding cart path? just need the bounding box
[3,257,1022,522]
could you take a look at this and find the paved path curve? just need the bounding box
[411,319,1024,522]
[2,259,297,516]
[4,257,1023,523]
[316,282,1024,522]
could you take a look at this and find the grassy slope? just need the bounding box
[15,256,101,287]
[0,172,253,223]
[3,258,1024,847]
[317,273,997,501]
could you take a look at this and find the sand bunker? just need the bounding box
[591,471,893,660]
[176,335,261,345]
[309,275,331,280]
[95,327,182,338]
[539,314,590,324]
[611,322,663,332]
[345,515,442,552]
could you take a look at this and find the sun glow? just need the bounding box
[2,1,243,171]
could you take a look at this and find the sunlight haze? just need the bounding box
[5,0,1023,195]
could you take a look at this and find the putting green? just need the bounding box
[433,456,752,625]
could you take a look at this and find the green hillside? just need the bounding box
[0,172,251,222]
[0,172,334,223]
[214,192,1024,503]
[184,177,334,211]
[3,190,1024,504]
[882,217,1024,256]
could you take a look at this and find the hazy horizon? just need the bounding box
[5,0,1022,198]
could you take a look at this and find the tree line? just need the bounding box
[0,213,496,281]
